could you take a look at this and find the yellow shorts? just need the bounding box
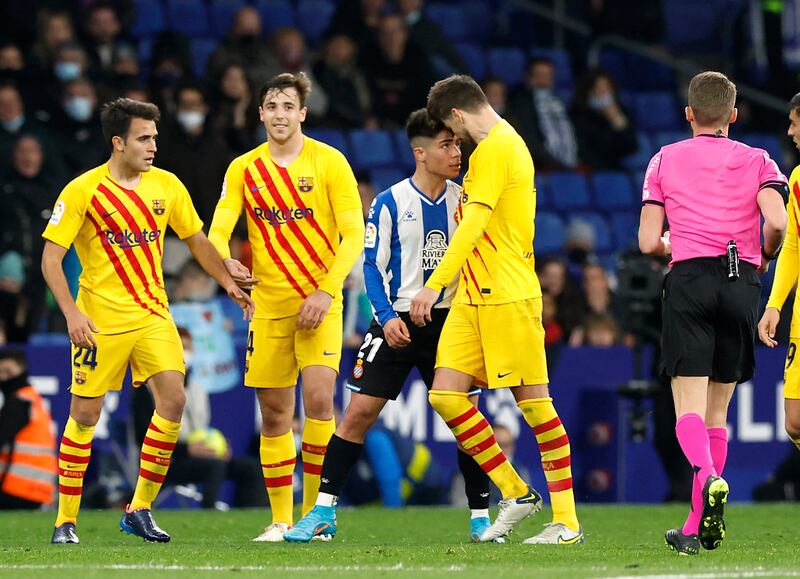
[245,309,343,388]
[784,338,800,399]
[69,317,185,397]
[435,298,549,389]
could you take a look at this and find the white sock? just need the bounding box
[316,492,337,507]
[470,508,490,520]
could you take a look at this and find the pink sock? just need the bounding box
[675,413,716,536]
[682,426,728,535]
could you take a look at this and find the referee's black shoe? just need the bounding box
[120,505,171,542]
[51,522,79,544]
[699,475,729,550]
[665,528,699,555]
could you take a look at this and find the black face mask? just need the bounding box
[0,373,28,395]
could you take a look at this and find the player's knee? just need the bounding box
[261,405,292,433]
[303,391,333,420]
[157,389,186,421]
[70,407,101,427]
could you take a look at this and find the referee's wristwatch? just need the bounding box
[761,245,781,262]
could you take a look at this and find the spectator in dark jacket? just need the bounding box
[397,0,466,77]
[53,77,106,178]
[208,63,259,154]
[312,35,371,129]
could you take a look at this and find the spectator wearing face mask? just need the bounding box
[53,77,106,178]
[312,35,371,129]
[570,69,638,171]
[156,82,234,225]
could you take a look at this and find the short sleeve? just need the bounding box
[167,175,204,239]
[463,139,508,209]
[41,181,89,249]
[325,149,361,215]
[642,152,664,206]
[758,150,787,189]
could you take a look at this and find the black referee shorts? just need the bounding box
[661,257,761,384]
[347,309,480,400]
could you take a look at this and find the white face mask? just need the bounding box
[65,96,93,122]
[588,94,614,111]
[177,110,205,132]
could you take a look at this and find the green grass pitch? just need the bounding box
[2,504,800,578]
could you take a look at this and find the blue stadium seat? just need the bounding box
[743,133,785,169]
[349,130,397,170]
[167,0,209,38]
[590,171,635,210]
[487,47,526,87]
[190,38,218,77]
[534,212,565,255]
[462,1,493,44]
[392,129,416,172]
[456,43,487,80]
[633,92,680,131]
[372,168,407,193]
[530,48,573,90]
[597,48,630,89]
[627,53,675,91]
[305,128,350,157]
[297,0,336,45]
[254,0,297,36]
[426,3,469,42]
[546,172,590,211]
[570,213,612,253]
[535,174,549,210]
[209,0,246,39]
[610,212,639,252]
[622,132,655,172]
[663,0,731,54]
[652,130,690,150]
[130,0,166,38]
[506,7,544,48]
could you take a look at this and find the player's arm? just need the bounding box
[208,159,257,288]
[363,198,411,348]
[41,240,97,349]
[638,151,671,256]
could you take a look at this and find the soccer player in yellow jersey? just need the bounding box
[758,92,800,454]
[208,73,364,542]
[43,99,254,544]
[411,75,583,544]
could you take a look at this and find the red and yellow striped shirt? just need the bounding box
[209,137,364,319]
[42,163,203,333]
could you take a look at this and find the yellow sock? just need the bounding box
[301,417,335,517]
[55,417,95,526]
[260,431,296,524]
[519,397,579,531]
[129,412,180,511]
[429,390,528,499]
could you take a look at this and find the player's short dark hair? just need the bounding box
[0,348,27,372]
[687,71,736,127]
[406,108,449,144]
[427,74,488,122]
[100,97,160,151]
[259,72,311,108]
[790,92,800,116]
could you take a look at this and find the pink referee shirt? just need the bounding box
[642,134,787,267]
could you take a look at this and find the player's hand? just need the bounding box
[224,258,259,288]
[757,256,771,275]
[66,309,98,349]
[410,287,438,327]
[758,307,780,347]
[383,317,411,349]
[660,230,671,257]
[226,284,255,321]
[297,290,332,330]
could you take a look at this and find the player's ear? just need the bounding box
[684,106,694,123]
[729,107,738,125]
[111,135,124,152]
[298,106,307,123]
[412,145,425,163]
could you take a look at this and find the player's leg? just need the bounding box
[783,338,800,451]
[787,399,800,451]
[298,365,336,517]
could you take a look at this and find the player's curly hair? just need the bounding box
[427,75,488,122]
[259,72,312,108]
[100,98,160,151]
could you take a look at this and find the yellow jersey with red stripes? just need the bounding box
[210,137,362,319]
[767,165,800,336]
[455,119,541,305]
[42,163,203,333]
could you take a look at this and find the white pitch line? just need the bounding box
[597,572,800,579]
[0,563,464,573]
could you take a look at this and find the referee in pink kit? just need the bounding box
[639,71,788,556]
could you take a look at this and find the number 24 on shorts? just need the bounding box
[73,347,98,370]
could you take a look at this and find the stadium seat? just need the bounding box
[663,0,730,54]
[296,0,336,45]
[570,213,612,254]
[590,171,635,210]
[597,48,630,89]
[627,53,675,91]
[610,212,639,252]
[392,129,416,172]
[209,0,246,39]
[487,47,526,87]
[167,0,210,38]
[455,43,487,81]
[462,1,493,44]
[506,7,545,48]
[530,48,573,90]
[304,128,350,157]
[652,130,690,151]
[426,3,469,42]
[130,0,166,38]
[743,133,786,169]
[546,172,590,211]
[254,0,297,36]
[535,174,549,210]
[190,38,218,78]
[372,168,407,193]
[349,130,397,170]
[633,92,681,131]
[534,212,566,255]
[622,132,655,172]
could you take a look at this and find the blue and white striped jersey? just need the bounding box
[363,177,461,325]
